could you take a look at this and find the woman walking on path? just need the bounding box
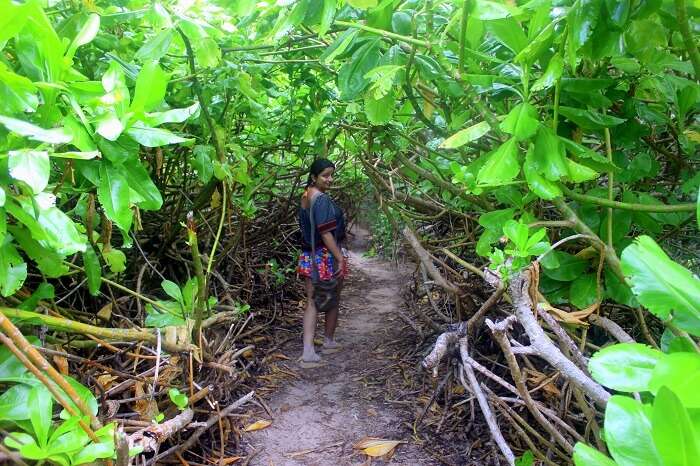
[296,159,348,367]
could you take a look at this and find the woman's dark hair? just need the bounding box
[306,158,335,187]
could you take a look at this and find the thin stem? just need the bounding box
[604,126,614,247]
[458,0,470,73]
[675,0,700,79]
[561,186,696,212]
[334,20,431,48]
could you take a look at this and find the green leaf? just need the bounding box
[123,158,162,210]
[318,0,336,36]
[0,62,39,114]
[0,235,27,297]
[0,0,30,44]
[144,102,200,126]
[36,204,87,256]
[500,103,539,141]
[162,279,184,305]
[51,151,100,160]
[0,384,31,420]
[606,0,630,28]
[11,227,69,278]
[573,442,617,466]
[84,246,102,296]
[348,0,378,8]
[566,158,600,183]
[337,40,380,100]
[652,387,699,466]
[648,353,700,408]
[542,251,588,281]
[126,123,191,147]
[28,384,52,448]
[589,343,664,392]
[391,11,411,35]
[533,126,569,181]
[503,220,529,251]
[57,376,98,420]
[531,53,563,92]
[477,138,520,186]
[524,145,562,200]
[72,441,115,464]
[131,61,169,113]
[570,273,598,308]
[364,92,394,125]
[605,395,662,466]
[66,13,100,58]
[440,121,490,149]
[558,106,626,130]
[102,248,126,274]
[19,282,54,311]
[98,163,132,233]
[8,150,50,195]
[135,29,173,62]
[0,116,72,144]
[168,388,188,410]
[472,0,518,20]
[568,0,600,52]
[487,18,528,54]
[604,268,638,307]
[95,111,124,141]
[620,236,700,334]
[320,29,359,64]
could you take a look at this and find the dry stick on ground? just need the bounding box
[536,306,589,373]
[150,391,255,464]
[402,226,459,294]
[507,267,610,407]
[128,409,195,454]
[458,337,515,466]
[486,316,574,455]
[588,314,635,343]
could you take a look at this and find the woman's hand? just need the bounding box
[333,255,345,278]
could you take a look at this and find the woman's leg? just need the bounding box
[323,278,343,348]
[302,278,321,362]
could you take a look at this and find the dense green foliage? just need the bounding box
[0,0,698,464]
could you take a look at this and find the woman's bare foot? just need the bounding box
[301,346,321,363]
[321,337,341,354]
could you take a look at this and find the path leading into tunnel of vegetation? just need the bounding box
[243,231,442,466]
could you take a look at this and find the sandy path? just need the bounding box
[245,232,440,466]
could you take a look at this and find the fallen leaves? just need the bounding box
[243,419,272,432]
[353,437,406,459]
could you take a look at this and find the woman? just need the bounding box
[297,158,347,367]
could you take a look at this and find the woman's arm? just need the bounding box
[321,231,344,275]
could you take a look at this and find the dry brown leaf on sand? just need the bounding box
[353,437,406,458]
[243,420,272,432]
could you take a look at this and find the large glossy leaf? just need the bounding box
[0,63,39,114]
[0,116,71,144]
[523,145,562,200]
[97,163,132,233]
[0,0,30,44]
[28,384,52,448]
[11,227,69,278]
[123,158,163,210]
[570,273,598,308]
[84,246,101,296]
[589,343,664,392]
[0,235,27,297]
[364,92,394,125]
[131,61,169,113]
[135,29,173,62]
[126,123,191,147]
[57,375,98,420]
[476,138,520,186]
[144,102,199,126]
[542,251,588,281]
[648,353,700,408]
[568,0,601,52]
[621,236,700,334]
[500,103,539,141]
[440,121,490,149]
[472,0,518,20]
[558,106,626,130]
[8,150,50,194]
[337,40,380,100]
[486,18,528,53]
[652,387,699,466]
[36,205,87,256]
[533,126,569,181]
[531,53,563,92]
[605,395,662,466]
[573,443,617,466]
[0,384,31,420]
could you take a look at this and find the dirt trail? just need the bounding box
[245,230,441,465]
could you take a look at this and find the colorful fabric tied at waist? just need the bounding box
[297,247,348,281]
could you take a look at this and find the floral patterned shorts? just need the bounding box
[297,247,348,281]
